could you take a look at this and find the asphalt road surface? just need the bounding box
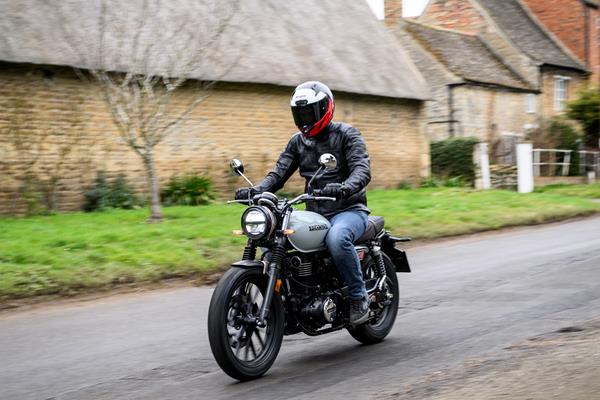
[2,217,600,400]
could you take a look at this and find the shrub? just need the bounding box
[84,172,139,211]
[420,176,467,188]
[396,181,413,190]
[566,87,599,148]
[107,174,139,209]
[84,171,110,212]
[161,174,215,206]
[420,177,441,188]
[548,118,582,176]
[430,137,479,185]
[20,174,49,216]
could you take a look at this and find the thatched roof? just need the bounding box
[0,0,430,100]
[404,21,534,91]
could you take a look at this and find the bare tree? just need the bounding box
[55,0,240,221]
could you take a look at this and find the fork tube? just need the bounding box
[257,239,285,326]
[257,209,291,326]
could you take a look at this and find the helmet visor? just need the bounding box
[291,97,329,129]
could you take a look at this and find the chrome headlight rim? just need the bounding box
[241,206,276,240]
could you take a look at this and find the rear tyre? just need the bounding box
[208,267,284,381]
[347,253,399,344]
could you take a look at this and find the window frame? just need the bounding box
[526,93,537,114]
[554,76,571,112]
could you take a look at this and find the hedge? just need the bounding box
[430,137,479,185]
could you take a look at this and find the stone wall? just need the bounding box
[452,85,538,142]
[539,67,588,120]
[0,63,429,214]
[392,22,457,142]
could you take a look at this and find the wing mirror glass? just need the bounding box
[230,159,244,176]
[319,153,337,170]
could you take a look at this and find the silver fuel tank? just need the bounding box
[287,210,331,253]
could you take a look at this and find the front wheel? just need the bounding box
[347,253,399,344]
[208,267,284,381]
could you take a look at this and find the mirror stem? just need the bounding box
[238,171,254,187]
[307,166,323,193]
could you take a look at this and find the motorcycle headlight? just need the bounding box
[241,206,275,240]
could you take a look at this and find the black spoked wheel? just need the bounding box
[347,253,399,344]
[208,267,284,381]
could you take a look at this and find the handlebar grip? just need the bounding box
[313,196,337,202]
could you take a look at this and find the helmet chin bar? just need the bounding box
[305,100,333,137]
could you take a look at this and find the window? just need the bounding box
[554,76,570,112]
[526,94,536,114]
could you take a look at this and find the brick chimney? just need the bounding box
[385,0,403,26]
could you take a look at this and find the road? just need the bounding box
[1,217,600,400]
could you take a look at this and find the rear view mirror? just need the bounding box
[230,159,245,176]
[319,153,337,170]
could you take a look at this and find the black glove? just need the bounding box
[320,183,347,199]
[235,187,260,200]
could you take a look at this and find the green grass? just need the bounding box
[534,183,600,199]
[1,188,599,300]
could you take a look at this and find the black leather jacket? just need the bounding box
[255,122,371,218]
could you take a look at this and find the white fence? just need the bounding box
[477,144,600,193]
[532,149,572,176]
[532,149,600,177]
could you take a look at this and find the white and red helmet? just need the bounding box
[290,81,334,138]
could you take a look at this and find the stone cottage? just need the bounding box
[0,0,430,214]
[416,0,589,120]
[392,20,538,145]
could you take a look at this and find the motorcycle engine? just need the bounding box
[288,254,318,288]
[299,296,337,325]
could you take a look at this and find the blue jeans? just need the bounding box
[325,210,369,301]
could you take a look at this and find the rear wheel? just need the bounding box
[347,253,399,344]
[208,267,284,381]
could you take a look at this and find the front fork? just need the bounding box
[245,234,285,327]
[256,209,292,326]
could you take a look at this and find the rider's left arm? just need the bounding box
[342,128,371,196]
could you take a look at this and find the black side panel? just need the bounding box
[231,260,265,269]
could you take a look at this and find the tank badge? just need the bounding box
[308,224,328,232]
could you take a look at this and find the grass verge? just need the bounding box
[534,183,600,199]
[1,188,599,301]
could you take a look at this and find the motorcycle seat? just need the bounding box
[355,216,385,243]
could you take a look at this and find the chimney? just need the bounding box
[385,0,403,26]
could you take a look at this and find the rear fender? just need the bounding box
[381,233,411,273]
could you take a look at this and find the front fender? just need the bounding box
[231,260,267,271]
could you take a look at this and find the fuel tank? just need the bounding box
[287,210,331,253]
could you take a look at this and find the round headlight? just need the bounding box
[241,207,275,240]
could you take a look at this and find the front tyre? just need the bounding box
[347,253,399,344]
[208,267,284,381]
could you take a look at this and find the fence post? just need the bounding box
[517,143,534,193]
[474,142,491,190]
[533,149,540,176]
[562,151,571,176]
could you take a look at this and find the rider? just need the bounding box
[235,81,372,325]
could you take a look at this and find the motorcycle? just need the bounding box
[207,154,412,381]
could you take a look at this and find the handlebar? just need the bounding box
[228,193,336,207]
